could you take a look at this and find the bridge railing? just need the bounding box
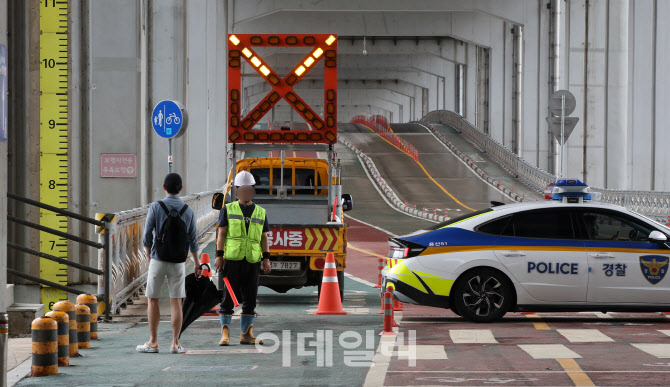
[419,110,670,224]
[351,115,419,161]
[97,189,221,315]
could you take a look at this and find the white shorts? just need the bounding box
[145,259,186,299]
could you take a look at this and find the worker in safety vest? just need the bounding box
[214,171,271,345]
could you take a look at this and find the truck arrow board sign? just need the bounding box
[228,34,338,144]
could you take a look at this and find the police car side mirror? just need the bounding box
[212,192,224,210]
[342,194,354,212]
[649,230,667,243]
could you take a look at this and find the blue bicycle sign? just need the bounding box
[152,100,183,138]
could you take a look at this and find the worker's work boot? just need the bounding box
[240,314,263,345]
[219,315,232,346]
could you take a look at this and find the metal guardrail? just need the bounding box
[420,110,670,224]
[351,115,419,161]
[6,193,113,320]
[97,189,221,315]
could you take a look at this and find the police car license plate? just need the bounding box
[271,261,300,271]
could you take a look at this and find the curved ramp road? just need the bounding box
[414,123,544,201]
[339,123,509,216]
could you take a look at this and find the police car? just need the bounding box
[383,179,670,323]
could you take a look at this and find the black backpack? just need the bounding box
[155,201,190,263]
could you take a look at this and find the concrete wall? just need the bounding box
[0,0,7,312]
[6,0,670,300]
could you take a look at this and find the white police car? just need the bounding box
[383,179,670,322]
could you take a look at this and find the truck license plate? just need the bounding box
[271,261,300,271]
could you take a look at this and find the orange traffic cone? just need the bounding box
[314,253,347,315]
[201,253,212,279]
[201,253,219,316]
[393,298,404,312]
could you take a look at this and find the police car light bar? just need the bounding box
[552,179,592,203]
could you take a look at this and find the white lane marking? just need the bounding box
[449,329,498,344]
[346,215,397,237]
[344,272,378,288]
[658,330,670,337]
[577,311,615,319]
[185,349,265,355]
[518,344,581,359]
[557,329,614,343]
[362,313,402,387]
[396,345,447,360]
[305,307,370,315]
[633,344,670,358]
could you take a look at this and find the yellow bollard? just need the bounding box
[45,311,69,367]
[31,316,58,377]
[53,301,78,357]
[76,294,99,340]
[75,304,91,349]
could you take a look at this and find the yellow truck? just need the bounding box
[212,151,353,300]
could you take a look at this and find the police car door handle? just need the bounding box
[589,253,615,259]
[500,251,526,257]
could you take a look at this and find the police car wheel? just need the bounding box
[453,269,511,323]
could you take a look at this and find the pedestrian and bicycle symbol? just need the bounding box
[152,100,183,138]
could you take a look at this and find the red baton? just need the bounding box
[223,277,239,307]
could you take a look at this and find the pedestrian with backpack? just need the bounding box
[137,173,202,354]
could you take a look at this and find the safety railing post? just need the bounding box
[103,223,111,321]
[1,312,7,387]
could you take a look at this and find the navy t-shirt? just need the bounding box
[218,202,270,233]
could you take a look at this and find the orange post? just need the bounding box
[53,301,78,357]
[76,294,98,340]
[75,304,91,349]
[31,316,58,377]
[380,286,397,335]
[374,258,383,288]
[45,311,69,366]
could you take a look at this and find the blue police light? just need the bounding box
[552,179,592,202]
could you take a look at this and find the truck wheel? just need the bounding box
[452,268,511,323]
[317,270,344,302]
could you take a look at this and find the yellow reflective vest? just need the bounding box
[224,202,266,263]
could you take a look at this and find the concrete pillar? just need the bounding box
[604,0,629,189]
[0,0,8,313]
[654,0,670,190]
[627,0,656,190]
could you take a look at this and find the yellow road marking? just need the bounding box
[524,313,551,330]
[358,124,475,211]
[347,243,388,260]
[556,358,596,386]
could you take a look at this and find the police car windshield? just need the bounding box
[426,208,493,230]
[629,210,670,234]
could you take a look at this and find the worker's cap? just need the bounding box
[234,171,256,187]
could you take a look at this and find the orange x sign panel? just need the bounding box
[228,34,337,144]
